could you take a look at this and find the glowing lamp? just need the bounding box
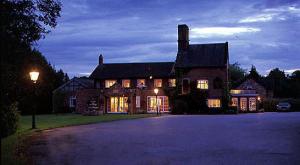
[29,71,39,83]
[257,96,261,101]
[154,88,159,95]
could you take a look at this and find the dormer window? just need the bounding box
[122,79,130,88]
[154,79,162,87]
[105,80,116,88]
[137,79,146,87]
[197,80,208,89]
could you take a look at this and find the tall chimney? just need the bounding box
[99,54,103,65]
[178,24,189,52]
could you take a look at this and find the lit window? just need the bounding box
[154,79,162,87]
[207,99,221,108]
[231,97,238,106]
[168,79,176,87]
[137,79,146,87]
[105,80,116,88]
[197,80,208,89]
[122,79,130,88]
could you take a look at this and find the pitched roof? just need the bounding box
[90,62,175,79]
[175,43,228,68]
[53,77,94,93]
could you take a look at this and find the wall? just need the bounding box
[177,67,228,98]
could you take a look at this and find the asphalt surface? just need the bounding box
[30,112,300,165]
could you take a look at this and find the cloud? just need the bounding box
[239,5,300,23]
[285,68,300,75]
[190,27,261,38]
[239,13,277,23]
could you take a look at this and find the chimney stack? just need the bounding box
[99,54,103,65]
[178,24,189,52]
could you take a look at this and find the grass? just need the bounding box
[1,113,155,165]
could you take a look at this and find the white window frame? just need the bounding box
[137,79,146,87]
[207,99,221,108]
[197,80,209,89]
[105,80,117,88]
[136,96,141,108]
[69,96,76,108]
[154,79,162,88]
[122,79,130,88]
[168,79,176,87]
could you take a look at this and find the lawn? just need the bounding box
[1,113,155,165]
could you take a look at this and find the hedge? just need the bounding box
[0,102,19,139]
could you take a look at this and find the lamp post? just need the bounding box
[154,88,159,115]
[29,70,39,129]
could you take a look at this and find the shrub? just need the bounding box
[172,99,188,114]
[0,102,19,139]
[226,106,238,114]
[289,99,300,111]
[263,99,278,112]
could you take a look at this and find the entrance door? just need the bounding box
[147,96,169,113]
[240,98,247,111]
[108,97,128,113]
[249,97,256,111]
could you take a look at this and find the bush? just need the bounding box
[0,102,19,138]
[225,106,238,114]
[172,99,188,114]
[263,99,279,112]
[289,99,300,111]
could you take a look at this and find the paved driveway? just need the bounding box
[31,113,300,165]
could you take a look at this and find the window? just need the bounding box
[136,96,140,108]
[108,97,128,113]
[147,96,169,112]
[249,97,256,111]
[197,80,208,89]
[168,79,176,87]
[69,96,76,108]
[154,79,162,87]
[240,98,247,111]
[231,97,238,106]
[207,99,221,108]
[137,79,146,87]
[122,79,130,88]
[105,80,116,88]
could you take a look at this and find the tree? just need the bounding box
[229,63,246,88]
[247,65,261,81]
[0,0,61,140]
[290,70,300,98]
[266,68,288,97]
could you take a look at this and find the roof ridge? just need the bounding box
[190,43,226,46]
[102,62,174,65]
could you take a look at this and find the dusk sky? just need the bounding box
[37,0,300,77]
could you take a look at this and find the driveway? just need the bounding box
[30,113,300,165]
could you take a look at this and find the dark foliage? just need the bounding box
[172,81,209,114]
[0,102,19,139]
[1,0,62,137]
[247,65,261,81]
[229,63,246,88]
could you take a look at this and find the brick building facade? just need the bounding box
[54,24,230,114]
